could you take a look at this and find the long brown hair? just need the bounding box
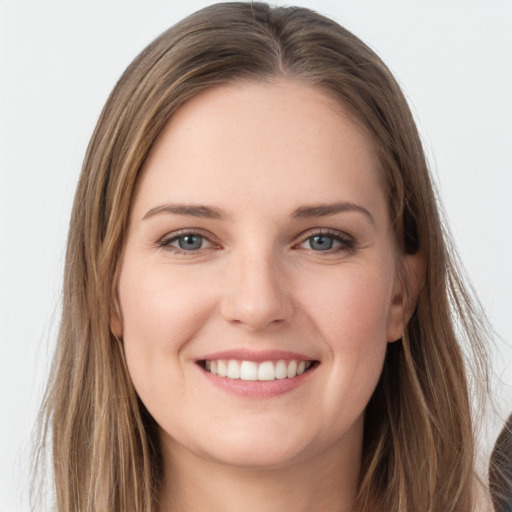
[36,3,490,511]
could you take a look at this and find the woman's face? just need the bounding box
[113,80,416,471]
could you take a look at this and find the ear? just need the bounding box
[386,252,425,342]
[111,298,123,339]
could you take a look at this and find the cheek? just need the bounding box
[117,261,215,395]
[119,259,215,335]
[295,263,392,409]
[298,262,393,346]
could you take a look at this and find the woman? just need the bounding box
[36,2,493,511]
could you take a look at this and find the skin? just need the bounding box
[112,79,422,512]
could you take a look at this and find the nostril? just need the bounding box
[220,296,294,331]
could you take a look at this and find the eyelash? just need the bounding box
[157,229,217,255]
[295,228,355,254]
[157,228,355,255]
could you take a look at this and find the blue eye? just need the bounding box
[298,230,355,253]
[177,234,203,250]
[308,235,335,251]
[159,232,212,253]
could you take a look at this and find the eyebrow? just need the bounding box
[142,201,374,224]
[292,202,375,224]
[143,203,224,220]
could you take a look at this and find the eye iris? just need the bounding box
[178,235,202,250]
[310,235,334,251]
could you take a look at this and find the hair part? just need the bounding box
[35,3,491,511]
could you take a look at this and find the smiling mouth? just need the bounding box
[199,359,318,381]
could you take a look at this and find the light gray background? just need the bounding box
[1,1,511,510]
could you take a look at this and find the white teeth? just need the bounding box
[227,360,240,379]
[287,360,297,378]
[203,359,313,381]
[258,361,275,381]
[240,361,258,381]
[217,360,227,377]
[275,360,287,379]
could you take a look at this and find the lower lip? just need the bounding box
[198,364,317,399]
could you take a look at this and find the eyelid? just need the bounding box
[294,228,356,251]
[155,227,355,255]
[157,228,220,253]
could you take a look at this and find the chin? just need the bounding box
[163,415,317,470]
[202,437,310,470]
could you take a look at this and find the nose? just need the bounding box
[220,248,294,331]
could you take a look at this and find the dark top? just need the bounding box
[490,413,512,512]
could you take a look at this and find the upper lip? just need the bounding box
[197,349,317,363]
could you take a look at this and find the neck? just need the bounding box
[158,430,361,512]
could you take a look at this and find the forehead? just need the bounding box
[134,79,386,221]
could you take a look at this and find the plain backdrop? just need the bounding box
[1,1,511,510]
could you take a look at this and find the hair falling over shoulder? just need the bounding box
[34,3,494,511]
